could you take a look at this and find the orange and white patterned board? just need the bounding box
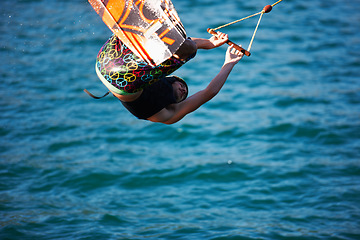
[89,0,186,66]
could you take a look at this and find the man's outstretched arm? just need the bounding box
[148,45,244,124]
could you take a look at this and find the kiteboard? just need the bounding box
[88,0,187,66]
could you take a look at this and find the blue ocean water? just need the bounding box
[1,0,360,239]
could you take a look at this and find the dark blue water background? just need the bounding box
[1,0,360,239]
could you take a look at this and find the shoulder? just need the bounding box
[147,104,177,124]
[147,90,210,124]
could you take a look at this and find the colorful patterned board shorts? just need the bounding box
[96,35,186,95]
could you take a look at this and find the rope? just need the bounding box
[271,0,283,7]
[213,12,262,31]
[211,0,284,30]
[247,12,263,52]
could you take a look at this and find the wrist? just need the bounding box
[223,61,236,68]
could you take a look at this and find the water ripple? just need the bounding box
[1,0,360,239]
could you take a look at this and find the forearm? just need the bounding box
[205,63,236,98]
[191,32,229,50]
[191,37,216,49]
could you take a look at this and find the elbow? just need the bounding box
[149,118,178,125]
[162,119,178,125]
[163,118,182,125]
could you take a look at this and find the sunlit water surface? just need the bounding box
[1,0,360,239]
